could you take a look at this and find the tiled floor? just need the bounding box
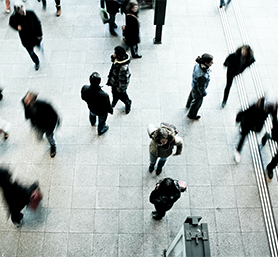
[0,0,277,256]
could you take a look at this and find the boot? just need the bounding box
[56,5,61,17]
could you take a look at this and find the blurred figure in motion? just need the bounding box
[22,91,60,158]
[81,72,113,136]
[0,167,40,227]
[186,53,214,120]
[234,97,276,163]
[222,45,255,108]
[107,46,132,114]
[124,1,142,58]
[40,0,62,16]
[220,0,231,9]
[0,117,10,140]
[9,2,43,70]
[5,0,11,13]
[149,178,181,220]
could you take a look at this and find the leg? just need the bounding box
[152,206,166,220]
[186,89,193,108]
[156,156,167,175]
[11,212,24,227]
[97,113,108,134]
[109,14,117,36]
[45,131,56,158]
[26,47,40,70]
[118,92,132,114]
[42,0,47,9]
[5,0,11,11]
[220,0,225,7]
[262,132,271,146]
[187,90,203,118]
[266,153,278,179]
[223,70,234,103]
[111,87,120,107]
[237,131,248,153]
[89,111,97,126]
[55,0,61,16]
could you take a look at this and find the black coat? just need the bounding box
[23,100,59,133]
[101,0,121,14]
[81,85,113,116]
[9,10,42,49]
[224,52,255,76]
[125,13,140,46]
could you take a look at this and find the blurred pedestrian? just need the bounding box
[22,92,59,158]
[261,102,278,179]
[40,0,62,17]
[186,53,214,120]
[107,46,132,114]
[0,117,10,140]
[220,0,231,8]
[222,45,255,108]
[5,0,11,13]
[124,1,142,58]
[147,124,183,175]
[149,178,181,220]
[234,97,276,163]
[101,0,121,36]
[9,2,43,70]
[81,72,113,135]
[0,167,40,227]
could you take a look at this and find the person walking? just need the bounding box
[149,178,181,220]
[9,3,43,70]
[124,1,142,58]
[101,0,121,36]
[222,45,255,108]
[234,97,276,163]
[5,0,11,13]
[0,167,40,227]
[220,0,231,8]
[40,0,62,17]
[107,46,132,114]
[147,124,183,175]
[22,92,60,158]
[186,53,214,120]
[81,72,113,135]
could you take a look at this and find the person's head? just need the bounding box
[128,1,139,13]
[23,91,38,107]
[89,72,101,86]
[14,2,25,15]
[195,53,214,69]
[152,127,174,146]
[237,45,253,58]
[157,178,177,196]
[113,46,127,61]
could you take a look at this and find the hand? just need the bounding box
[37,36,42,40]
[18,25,22,31]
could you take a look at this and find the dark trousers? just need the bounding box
[267,153,278,172]
[129,44,139,57]
[223,70,235,102]
[42,0,61,6]
[26,48,39,64]
[112,87,131,107]
[89,111,108,133]
[109,13,116,33]
[154,204,173,219]
[186,88,203,117]
[237,130,248,153]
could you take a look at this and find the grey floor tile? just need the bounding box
[92,234,119,257]
[96,187,119,209]
[119,234,144,257]
[215,208,241,233]
[67,233,93,257]
[42,232,68,257]
[94,210,119,234]
[119,210,143,234]
[119,187,143,209]
[45,208,71,233]
[212,186,237,208]
[48,186,72,209]
[235,186,262,208]
[73,164,97,187]
[209,164,234,186]
[69,209,94,233]
[238,208,265,232]
[189,186,214,209]
[71,186,96,209]
[17,232,44,257]
[119,165,143,187]
[0,231,19,257]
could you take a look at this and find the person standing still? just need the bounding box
[81,72,113,136]
[124,1,142,58]
[9,3,43,70]
[107,46,132,114]
[186,53,214,120]
[101,0,121,36]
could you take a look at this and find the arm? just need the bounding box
[196,76,207,96]
[173,136,183,155]
[147,124,157,138]
[31,12,43,38]
[117,65,131,92]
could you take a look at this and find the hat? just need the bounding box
[201,53,213,63]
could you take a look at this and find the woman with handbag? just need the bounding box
[124,1,142,58]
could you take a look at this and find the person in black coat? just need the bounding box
[124,1,141,58]
[22,92,59,158]
[234,97,276,163]
[9,3,43,71]
[261,102,278,179]
[101,0,121,36]
[81,72,113,136]
[222,45,255,108]
[149,178,181,220]
[0,168,39,227]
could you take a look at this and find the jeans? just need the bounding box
[26,48,40,64]
[89,111,108,133]
[149,151,168,168]
[109,13,116,33]
[37,130,56,148]
[186,88,204,117]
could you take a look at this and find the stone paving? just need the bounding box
[0,0,277,256]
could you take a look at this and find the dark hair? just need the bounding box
[89,72,101,85]
[152,127,174,145]
[127,0,138,12]
[257,97,265,110]
[195,53,213,65]
[236,45,254,59]
[114,46,127,61]
[157,178,178,196]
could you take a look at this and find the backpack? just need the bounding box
[160,122,178,135]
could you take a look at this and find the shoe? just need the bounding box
[56,5,61,17]
[110,31,118,36]
[234,151,241,163]
[220,4,225,8]
[221,101,226,108]
[5,9,10,14]
[50,146,56,158]
[125,100,132,114]
[152,210,158,214]
[149,164,155,173]
[98,125,109,136]
[35,62,40,71]
[156,167,162,175]
[4,132,9,140]
[13,213,23,228]
[187,115,201,120]
[266,166,273,179]
[152,213,162,220]
[42,2,46,10]
[132,55,142,59]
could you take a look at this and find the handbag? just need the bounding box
[28,188,43,211]
[100,7,109,24]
